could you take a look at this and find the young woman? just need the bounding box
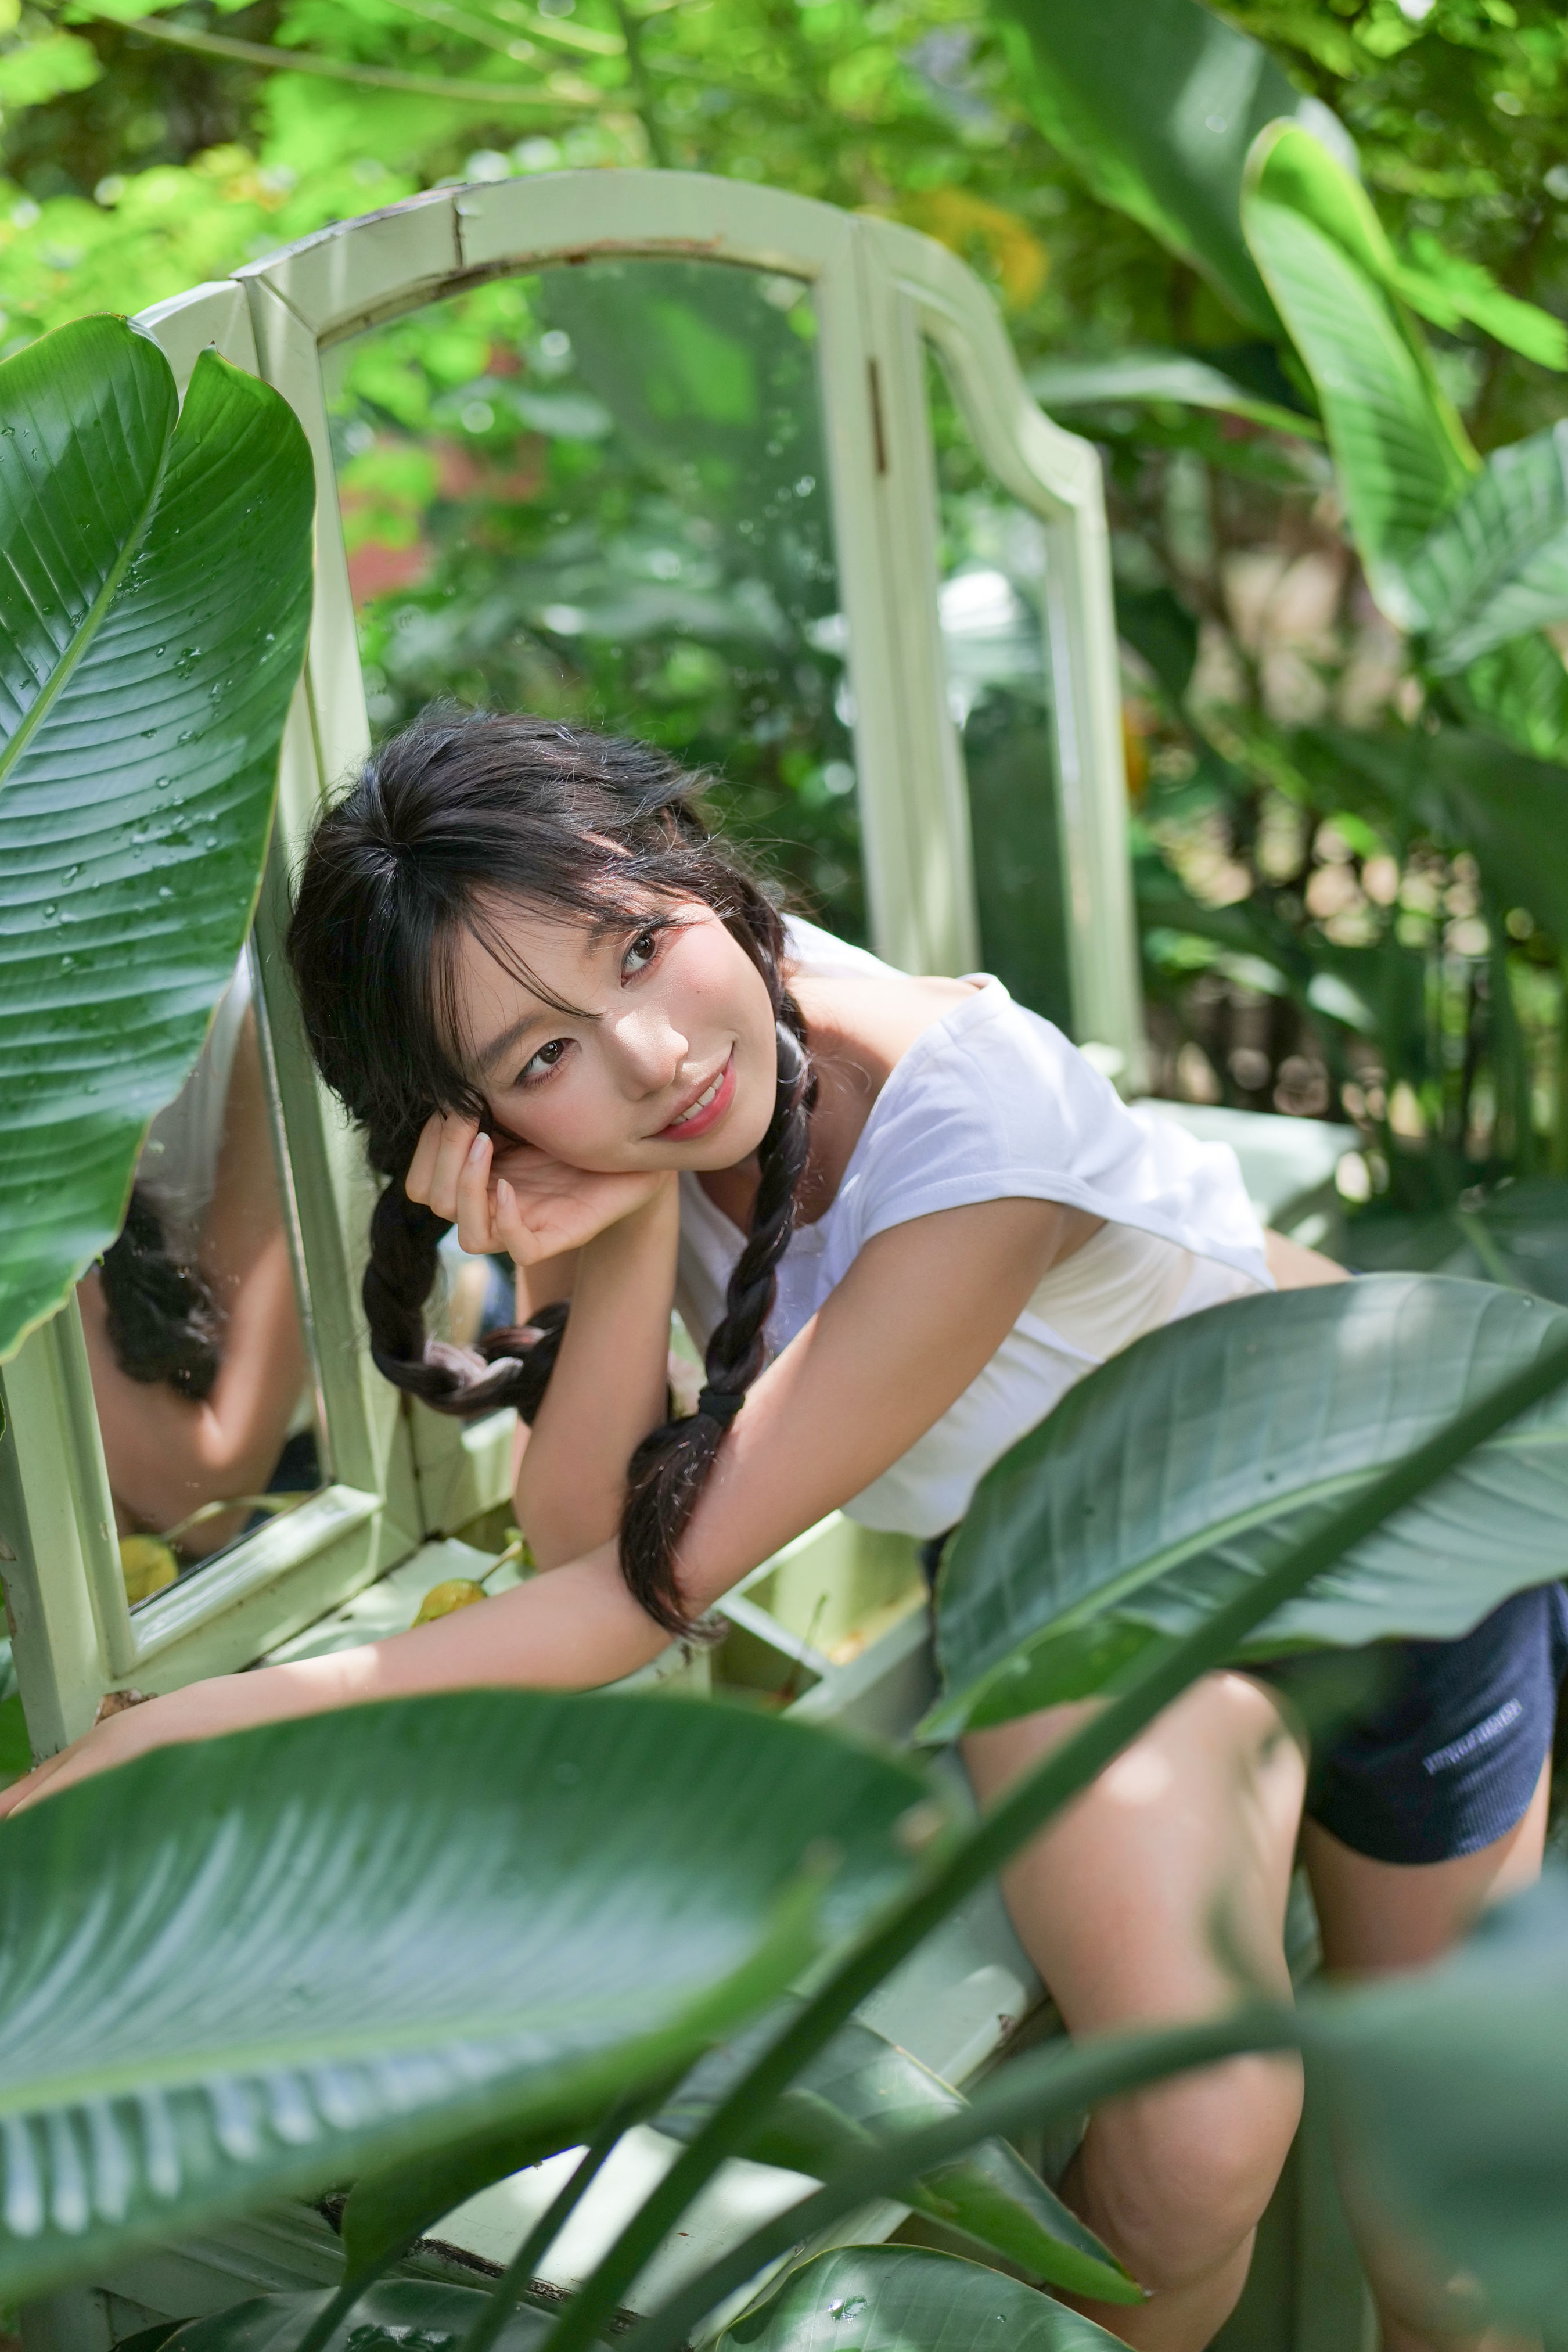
[6,710,1555,2352]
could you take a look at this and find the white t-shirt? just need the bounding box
[675,920,1271,1538]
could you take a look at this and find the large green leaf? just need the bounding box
[990,0,1326,336]
[1304,1866,1568,2347]
[1241,124,1473,620]
[1395,231,1568,373]
[1405,422,1568,671]
[0,315,312,1361]
[162,2285,554,2352]
[341,2114,584,2285]
[658,2006,1137,2304]
[716,2246,1129,2352]
[1028,349,1319,440]
[0,1691,927,2302]
[1350,1182,1568,1309]
[925,1276,1568,1737]
[1451,631,1568,764]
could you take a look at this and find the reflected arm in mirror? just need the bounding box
[5,1195,1087,1811]
[78,1008,310,1553]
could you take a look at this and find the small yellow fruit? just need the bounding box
[120,1535,178,1605]
[412,1577,488,1626]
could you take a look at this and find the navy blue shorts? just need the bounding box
[922,1534,1568,1866]
[1260,1584,1568,1865]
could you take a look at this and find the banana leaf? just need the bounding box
[1240,123,1473,621]
[0,315,312,1361]
[0,1689,927,2301]
[990,0,1330,337]
[1028,350,1318,440]
[1450,632,1568,765]
[158,2285,554,2352]
[924,1276,1568,1736]
[1404,422,1568,672]
[658,2005,1137,2304]
[715,2245,1129,2352]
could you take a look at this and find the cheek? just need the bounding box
[488,1070,602,1158]
[677,923,774,1037]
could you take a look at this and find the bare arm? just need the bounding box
[80,1012,308,1537]
[405,1115,681,1567]
[1264,1228,1350,1289]
[9,1194,1085,1808]
[515,1179,679,1565]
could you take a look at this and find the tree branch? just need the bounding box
[72,5,591,109]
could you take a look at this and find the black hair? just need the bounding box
[285,705,814,1636]
[98,1188,224,1401]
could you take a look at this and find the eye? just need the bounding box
[519,1037,570,1085]
[623,927,661,976]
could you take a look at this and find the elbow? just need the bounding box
[512,1474,620,1574]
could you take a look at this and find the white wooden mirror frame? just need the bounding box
[0,168,1143,1746]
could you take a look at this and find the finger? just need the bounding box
[455,1128,497,1256]
[428,1113,483,1224]
[491,1177,535,1268]
[404,1110,448,1207]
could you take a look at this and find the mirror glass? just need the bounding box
[323,256,865,942]
[76,940,329,1608]
[927,350,1073,1031]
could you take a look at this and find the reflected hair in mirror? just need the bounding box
[98,1188,224,1401]
[285,704,814,1635]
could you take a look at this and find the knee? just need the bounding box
[1075,2053,1303,2298]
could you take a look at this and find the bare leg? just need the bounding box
[1304,1759,1551,2352]
[964,1671,1307,2352]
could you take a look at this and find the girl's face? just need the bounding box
[447,896,781,1173]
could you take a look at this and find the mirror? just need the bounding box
[927,350,1073,1028]
[74,941,329,1606]
[322,254,865,942]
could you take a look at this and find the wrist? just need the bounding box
[582,1170,679,1262]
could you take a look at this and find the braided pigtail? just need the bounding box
[286,705,818,1601]
[620,984,816,1636]
[360,1136,569,1426]
[99,1187,224,1401]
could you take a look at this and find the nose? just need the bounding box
[608,1002,688,1099]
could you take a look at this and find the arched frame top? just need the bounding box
[208,168,1142,1063]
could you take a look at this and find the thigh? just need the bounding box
[1305,1753,1550,1976]
[962,1668,1307,2029]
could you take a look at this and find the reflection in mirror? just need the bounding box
[322,256,865,939]
[927,353,1073,1031]
[75,947,328,1607]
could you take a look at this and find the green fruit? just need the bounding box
[412,1577,488,1626]
[120,1535,178,1604]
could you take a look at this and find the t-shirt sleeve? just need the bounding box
[832,987,1271,1285]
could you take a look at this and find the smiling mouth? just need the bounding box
[655,1053,736,1141]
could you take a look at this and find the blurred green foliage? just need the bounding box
[328,257,865,929]
[3,0,1568,1229]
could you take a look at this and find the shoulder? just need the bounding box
[782,914,897,982]
[830,982,1097,1231]
[833,984,1270,1281]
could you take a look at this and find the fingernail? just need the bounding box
[469,1132,488,1163]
